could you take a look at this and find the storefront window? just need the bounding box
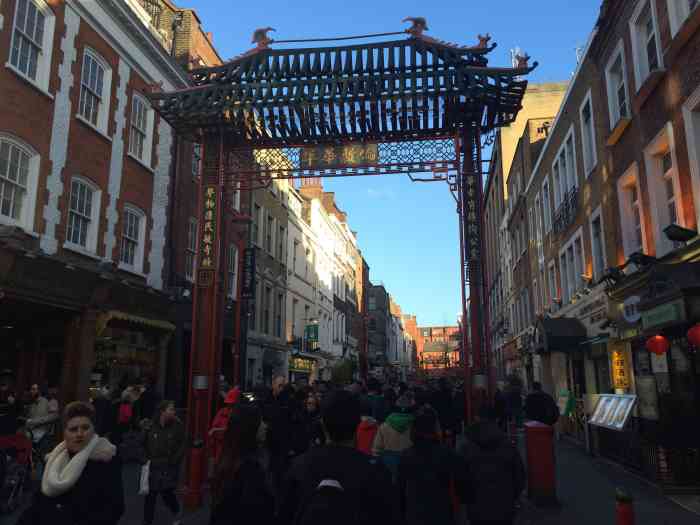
[93,326,159,392]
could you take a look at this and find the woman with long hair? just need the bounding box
[210,402,273,525]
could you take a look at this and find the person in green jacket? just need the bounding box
[372,392,415,480]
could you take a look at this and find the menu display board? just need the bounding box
[588,394,637,431]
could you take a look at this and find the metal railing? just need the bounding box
[553,187,579,234]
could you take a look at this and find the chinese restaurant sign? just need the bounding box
[611,347,630,390]
[464,171,481,270]
[200,186,218,270]
[300,143,379,170]
[290,357,314,373]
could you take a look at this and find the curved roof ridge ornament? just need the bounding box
[252,27,275,49]
[403,17,429,37]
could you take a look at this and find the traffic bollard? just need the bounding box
[524,421,558,506]
[615,489,635,525]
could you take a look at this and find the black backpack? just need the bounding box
[294,479,360,525]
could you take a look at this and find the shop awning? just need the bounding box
[534,317,587,354]
[97,310,175,336]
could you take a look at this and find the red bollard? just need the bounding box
[615,489,635,525]
[524,421,558,506]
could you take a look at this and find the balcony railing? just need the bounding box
[553,187,579,234]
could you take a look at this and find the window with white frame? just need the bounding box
[227,243,238,299]
[553,129,578,209]
[542,177,552,233]
[618,169,645,257]
[265,212,274,254]
[66,177,100,252]
[668,0,699,37]
[9,0,55,90]
[128,94,154,165]
[590,207,607,281]
[277,224,285,262]
[185,217,197,282]
[580,92,597,175]
[548,261,558,307]
[559,229,585,304]
[119,206,145,271]
[191,143,201,179]
[78,50,112,132]
[605,42,630,129]
[0,136,39,231]
[535,193,544,264]
[644,126,684,256]
[231,181,241,211]
[630,1,662,89]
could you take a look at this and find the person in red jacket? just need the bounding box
[356,399,379,455]
[209,387,240,464]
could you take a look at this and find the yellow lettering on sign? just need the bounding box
[205,210,214,222]
[322,148,336,164]
[202,257,212,267]
[203,233,212,245]
[365,145,378,162]
[205,199,215,210]
[206,187,216,198]
[343,145,359,164]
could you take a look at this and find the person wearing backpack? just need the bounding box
[460,407,526,525]
[397,407,469,525]
[209,402,274,525]
[277,390,400,525]
[524,382,560,426]
[371,392,415,480]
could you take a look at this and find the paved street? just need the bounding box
[7,439,697,525]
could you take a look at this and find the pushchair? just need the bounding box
[0,433,32,513]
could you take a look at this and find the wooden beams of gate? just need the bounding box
[150,35,536,147]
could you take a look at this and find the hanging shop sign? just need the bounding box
[199,186,218,271]
[290,356,314,373]
[610,347,630,390]
[622,296,641,324]
[641,299,686,331]
[241,248,256,300]
[588,394,637,431]
[300,143,379,169]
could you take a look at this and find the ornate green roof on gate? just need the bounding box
[150,27,537,146]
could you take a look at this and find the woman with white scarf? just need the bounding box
[18,401,125,525]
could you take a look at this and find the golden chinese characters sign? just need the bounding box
[200,186,218,270]
[611,346,630,390]
[300,143,379,169]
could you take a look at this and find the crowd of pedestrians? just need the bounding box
[2,373,549,525]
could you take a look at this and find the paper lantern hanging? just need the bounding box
[646,335,670,356]
[687,324,700,348]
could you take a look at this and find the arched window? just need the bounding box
[0,133,40,232]
[119,205,146,273]
[65,176,101,254]
[78,48,113,134]
[9,0,56,91]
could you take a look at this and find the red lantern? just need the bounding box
[687,324,700,348]
[646,335,670,355]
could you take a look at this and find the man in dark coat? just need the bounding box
[265,378,296,494]
[136,376,161,422]
[432,379,456,444]
[398,407,469,525]
[524,382,560,426]
[460,408,526,525]
[277,390,400,525]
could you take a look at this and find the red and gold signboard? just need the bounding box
[200,185,218,272]
[300,143,378,169]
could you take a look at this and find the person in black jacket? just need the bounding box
[210,402,273,525]
[277,390,400,525]
[460,408,525,525]
[265,378,295,494]
[432,379,456,446]
[18,401,124,525]
[524,382,560,426]
[398,406,469,525]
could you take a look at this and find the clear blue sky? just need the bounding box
[185,0,601,326]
